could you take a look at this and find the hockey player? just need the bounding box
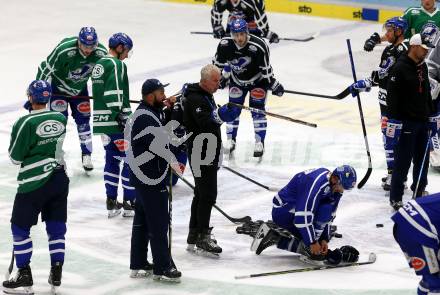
[3,80,69,294]
[392,193,440,294]
[211,0,279,43]
[91,33,135,218]
[213,18,284,157]
[350,17,409,190]
[36,27,107,172]
[364,0,440,52]
[251,165,359,265]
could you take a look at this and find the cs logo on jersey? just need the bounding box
[36,120,65,138]
[92,64,104,79]
[230,56,251,74]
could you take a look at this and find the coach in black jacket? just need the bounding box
[128,79,181,282]
[386,33,438,210]
[183,64,240,255]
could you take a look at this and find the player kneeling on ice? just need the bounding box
[251,165,359,265]
[3,80,69,294]
[392,193,440,295]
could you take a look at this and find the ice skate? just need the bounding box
[3,265,34,295]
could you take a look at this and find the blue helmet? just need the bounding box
[27,80,52,104]
[78,27,98,47]
[384,17,408,34]
[332,165,357,190]
[109,33,133,50]
[230,19,248,34]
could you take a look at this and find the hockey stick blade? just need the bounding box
[235,253,376,279]
[285,86,351,100]
[4,250,14,281]
[279,32,320,42]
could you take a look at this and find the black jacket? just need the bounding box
[129,101,171,188]
[183,83,222,166]
[387,54,436,122]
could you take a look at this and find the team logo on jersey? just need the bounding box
[67,50,77,57]
[324,186,330,194]
[68,65,94,82]
[113,139,129,152]
[411,257,426,271]
[51,99,68,112]
[229,86,243,98]
[220,39,229,46]
[411,9,420,15]
[249,45,257,52]
[92,64,105,79]
[230,56,251,74]
[250,88,266,100]
[77,101,91,114]
[95,50,105,57]
[36,120,65,138]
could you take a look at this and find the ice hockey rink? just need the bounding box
[1,0,440,294]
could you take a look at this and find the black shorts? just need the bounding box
[11,168,69,229]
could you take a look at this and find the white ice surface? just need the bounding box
[1,0,440,294]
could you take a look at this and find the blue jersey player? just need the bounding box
[252,165,360,264]
[392,193,440,294]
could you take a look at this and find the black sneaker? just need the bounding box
[3,265,34,294]
[153,266,181,283]
[48,262,62,287]
[130,261,154,278]
[390,200,403,211]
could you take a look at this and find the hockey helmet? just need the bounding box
[332,165,357,190]
[79,27,98,47]
[27,80,52,104]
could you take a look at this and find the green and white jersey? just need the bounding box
[402,6,440,38]
[8,109,67,193]
[36,37,107,96]
[91,55,131,135]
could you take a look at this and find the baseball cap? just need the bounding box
[141,79,169,95]
[410,33,435,49]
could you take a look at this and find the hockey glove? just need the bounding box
[340,245,359,262]
[385,119,403,146]
[23,100,33,112]
[212,103,240,124]
[326,248,343,265]
[270,79,284,97]
[213,26,226,39]
[350,78,372,96]
[116,111,131,131]
[429,114,440,138]
[364,32,381,52]
[267,31,280,44]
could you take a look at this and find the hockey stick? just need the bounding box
[284,87,351,100]
[4,250,14,281]
[347,39,372,189]
[221,165,278,191]
[412,132,432,199]
[168,166,173,256]
[190,31,318,42]
[228,102,317,128]
[172,172,252,224]
[235,253,376,279]
[57,93,183,105]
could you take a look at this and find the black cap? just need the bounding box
[141,79,169,95]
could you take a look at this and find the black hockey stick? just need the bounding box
[190,31,318,42]
[228,102,317,128]
[173,172,252,224]
[412,132,432,199]
[235,253,376,279]
[168,167,173,256]
[4,250,14,281]
[221,165,278,191]
[284,87,351,100]
[347,39,372,189]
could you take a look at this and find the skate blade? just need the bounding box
[299,255,326,266]
[122,210,134,218]
[194,248,220,258]
[50,285,59,295]
[152,275,181,283]
[130,270,152,278]
[3,286,34,295]
[108,209,122,218]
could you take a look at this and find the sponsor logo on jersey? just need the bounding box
[92,64,105,79]
[381,116,388,129]
[93,114,110,122]
[231,56,251,74]
[411,10,420,15]
[229,86,243,98]
[43,162,58,172]
[411,257,426,271]
[113,139,129,152]
[249,45,257,52]
[95,50,105,57]
[36,120,65,138]
[196,107,202,113]
[324,186,330,194]
[250,88,266,100]
[67,50,77,57]
[77,101,91,114]
[51,99,68,112]
[68,65,94,82]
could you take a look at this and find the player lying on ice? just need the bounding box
[251,165,360,265]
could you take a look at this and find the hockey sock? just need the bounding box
[46,221,66,266]
[11,224,32,268]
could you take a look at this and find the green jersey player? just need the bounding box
[35,27,107,172]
